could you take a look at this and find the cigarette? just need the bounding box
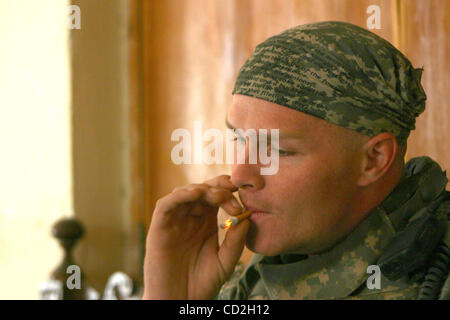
[220,209,252,229]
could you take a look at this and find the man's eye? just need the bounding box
[271,148,292,156]
[230,134,293,156]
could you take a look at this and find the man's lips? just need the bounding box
[242,205,269,214]
[242,205,270,221]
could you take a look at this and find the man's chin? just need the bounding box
[245,225,271,254]
[245,238,283,257]
[245,234,318,256]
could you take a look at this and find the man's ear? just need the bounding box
[357,132,399,187]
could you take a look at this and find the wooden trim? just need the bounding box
[391,0,400,49]
[127,0,146,281]
[392,0,410,162]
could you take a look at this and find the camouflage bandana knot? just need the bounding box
[232,21,427,145]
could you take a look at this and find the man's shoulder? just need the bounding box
[376,193,450,300]
[217,255,269,300]
[438,196,450,246]
[216,263,248,300]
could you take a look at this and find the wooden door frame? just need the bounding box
[127,0,148,282]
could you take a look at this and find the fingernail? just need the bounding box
[230,198,241,209]
[210,187,222,193]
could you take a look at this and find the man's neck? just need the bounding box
[306,165,406,258]
[354,163,406,219]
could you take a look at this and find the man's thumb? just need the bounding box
[218,220,250,276]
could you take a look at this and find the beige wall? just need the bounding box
[0,0,71,299]
[401,0,450,184]
[71,0,133,292]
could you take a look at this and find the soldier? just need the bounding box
[143,21,449,300]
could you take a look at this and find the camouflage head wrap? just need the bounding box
[232,21,427,145]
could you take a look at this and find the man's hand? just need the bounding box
[142,175,250,299]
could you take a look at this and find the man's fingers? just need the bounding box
[155,184,242,223]
[209,187,242,215]
[204,175,238,192]
[170,176,242,216]
[155,187,204,214]
[217,219,250,277]
[204,175,243,216]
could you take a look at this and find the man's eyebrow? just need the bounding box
[225,119,304,140]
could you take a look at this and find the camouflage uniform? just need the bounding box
[217,156,449,299]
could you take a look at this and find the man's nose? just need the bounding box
[230,138,264,190]
[230,162,264,190]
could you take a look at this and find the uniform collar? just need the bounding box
[254,205,395,299]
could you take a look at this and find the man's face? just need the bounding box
[227,94,367,256]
